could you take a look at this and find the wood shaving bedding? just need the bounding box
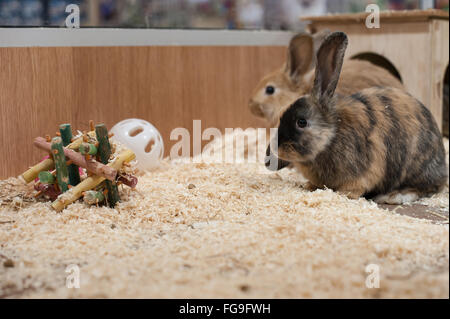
[0,135,448,298]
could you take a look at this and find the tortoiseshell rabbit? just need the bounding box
[266,32,447,204]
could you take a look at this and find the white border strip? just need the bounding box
[0,28,295,47]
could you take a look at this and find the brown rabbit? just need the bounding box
[249,30,404,127]
[265,32,447,204]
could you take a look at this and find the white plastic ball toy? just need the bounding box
[110,119,164,171]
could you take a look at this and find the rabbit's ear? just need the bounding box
[285,33,314,84]
[312,32,348,108]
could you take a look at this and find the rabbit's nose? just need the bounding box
[248,100,265,117]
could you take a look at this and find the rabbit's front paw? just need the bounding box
[373,190,420,205]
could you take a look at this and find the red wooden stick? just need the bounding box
[117,174,138,188]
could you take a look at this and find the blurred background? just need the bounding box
[0,0,449,28]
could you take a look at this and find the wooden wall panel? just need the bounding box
[0,46,285,179]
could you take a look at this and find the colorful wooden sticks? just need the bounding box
[21,121,137,211]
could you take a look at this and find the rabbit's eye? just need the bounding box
[265,86,275,95]
[296,118,307,129]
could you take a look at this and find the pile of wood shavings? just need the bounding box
[0,135,448,298]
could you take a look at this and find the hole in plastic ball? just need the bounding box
[145,139,155,153]
[129,127,144,137]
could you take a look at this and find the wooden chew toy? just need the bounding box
[33,137,118,182]
[59,124,81,186]
[21,159,55,184]
[79,143,97,156]
[21,131,97,183]
[83,190,105,205]
[95,124,121,208]
[21,121,137,212]
[51,149,135,212]
[38,171,55,184]
[51,137,70,193]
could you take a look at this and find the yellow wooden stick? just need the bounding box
[20,131,96,183]
[21,158,55,184]
[51,149,135,212]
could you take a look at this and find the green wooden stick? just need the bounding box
[51,137,69,193]
[83,190,105,205]
[95,124,120,208]
[79,142,98,155]
[38,171,55,184]
[59,124,81,186]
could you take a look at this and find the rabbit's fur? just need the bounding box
[266,32,447,204]
[249,30,404,127]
